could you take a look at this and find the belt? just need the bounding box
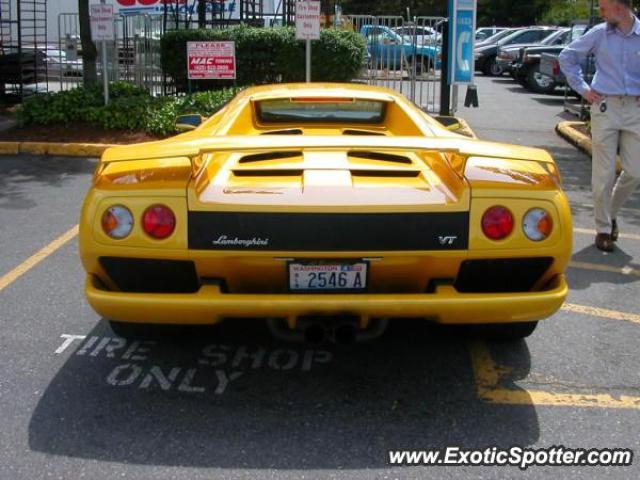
[602,95,640,100]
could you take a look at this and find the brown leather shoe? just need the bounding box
[611,219,619,242]
[595,233,614,252]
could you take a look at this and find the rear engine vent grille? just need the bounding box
[455,257,553,293]
[238,151,302,163]
[343,129,386,136]
[232,169,303,177]
[100,257,199,293]
[348,151,412,164]
[261,129,303,135]
[351,170,421,178]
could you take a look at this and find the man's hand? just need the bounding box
[584,89,604,104]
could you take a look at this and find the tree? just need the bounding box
[341,0,556,26]
[540,0,594,25]
[78,0,97,86]
[477,0,552,26]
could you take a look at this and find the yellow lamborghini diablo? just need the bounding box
[80,83,572,342]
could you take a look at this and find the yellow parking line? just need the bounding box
[561,303,640,325]
[0,225,79,293]
[569,261,640,277]
[573,227,640,241]
[469,341,640,409]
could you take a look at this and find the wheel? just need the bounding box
[413,55,434,76]
[467,321,538,341]
[526,65,556,94]
[482,56,503,76]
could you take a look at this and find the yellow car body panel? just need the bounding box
[80,83,572,328]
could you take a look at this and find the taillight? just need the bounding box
[523,208,553,241]
[482,206,514,240]
[552,60,560,76]
[102,205,133,239]
[142,205,176,239]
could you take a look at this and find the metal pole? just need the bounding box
[306,39,311,82]
[100,0,109,105]
[439,20,451,116]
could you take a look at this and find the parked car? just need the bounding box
[474,27,559,76]
[496,28,570,78]
[394,25,442,45]
[513,25,589,93]
[361,25,440,73]
[474,28,521,49]
[19,46,83,79]
[42,48,83,78]
[80,83,572,342]
[540,48,594,91]
[476,27,508,42]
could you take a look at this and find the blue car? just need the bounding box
[360,25,440,73]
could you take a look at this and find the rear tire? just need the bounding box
[108,320,153,339]
[108,320,188,339]
[467,321,538,341]
[483,56,502,76]
[413,55,434,76]
[526,65,556,94]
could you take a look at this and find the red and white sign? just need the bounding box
[295,1,321,40]
[90,4,115,42]
[187,41,236,80]
[115,0,236,16]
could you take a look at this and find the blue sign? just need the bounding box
[447,0,477,85]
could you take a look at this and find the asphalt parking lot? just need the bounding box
[1,77,639,479]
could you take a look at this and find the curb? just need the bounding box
[0,141,115,157]
[556,121,623,173]
[556,121,592,155]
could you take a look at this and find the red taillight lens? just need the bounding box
[482,206,514,240]
[142,205,175,239]
[552,60,560,76]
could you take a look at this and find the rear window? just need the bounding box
[255,98,387,124]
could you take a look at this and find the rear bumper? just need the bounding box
[86,274,568,325]
[496,58,513,69]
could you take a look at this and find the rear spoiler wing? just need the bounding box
[100,135,555,167]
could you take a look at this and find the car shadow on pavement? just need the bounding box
[28,319,540,469]
[0,155,96,210]
[531,97,566,106]
[568,245,639,290]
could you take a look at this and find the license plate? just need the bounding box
[288,261,368,292]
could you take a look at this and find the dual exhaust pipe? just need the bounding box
[304,322,358,345]
[267,317,388,344]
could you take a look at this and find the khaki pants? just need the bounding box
[590,95,640,234]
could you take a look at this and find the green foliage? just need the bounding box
[18,82,241,136]
[160,26,367,91]
[477,0,552,26]
[540,0,592,25]
[145,88,243,136]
